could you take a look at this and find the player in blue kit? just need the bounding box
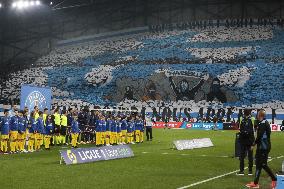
[0,110,10,153]
[18,111,28,152]
[139,115,145,143]
[116,116,122,145]
[9,110,19,153]
[127,116,135,144]
[135,115,144,143]
[120,116,127,144]
[101,115,107,145]
[71,114,81,148]
[95,114,103,146]
[111,116,118,145]
[105,116,112,146]
[28,112,37,152]
[44,115,54,150]
[35,111,44,151]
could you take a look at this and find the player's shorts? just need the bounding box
[34,133,39,140]
[10,131,18,141]
[135,130,140,135]
[39,134,44,140]
[17,133,26,140]
[71,133,79,139]
[105,131,111,138]
[28,133,35,140]
[1,135,9,140]
[60,126,67,135]
[117,132,122,137]
[44,135,51,139]
[121,130,127,136]
[101,132,106,138]
[127,132,133,137]
[54,125,61,134]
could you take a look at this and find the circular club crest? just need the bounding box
[25,91,47,112]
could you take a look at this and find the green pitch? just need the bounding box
[0,130,283,189]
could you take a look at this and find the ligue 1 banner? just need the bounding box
[60,145,134,165]
[153,122,223,130]
[174,138,214,150]
[20,84,52,113]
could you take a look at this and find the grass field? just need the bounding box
[0,129,283,189]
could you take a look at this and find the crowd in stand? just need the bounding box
[149,18,284,32]
[0,105,147,154]
[0,19,284,115]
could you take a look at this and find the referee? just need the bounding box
[246,110,277,189]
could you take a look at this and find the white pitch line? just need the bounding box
[177,169,241,189]
[177,155,284,189]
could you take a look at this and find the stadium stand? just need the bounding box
[0,21,284,119]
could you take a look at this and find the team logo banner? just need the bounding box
[174,138,214,150]
[20,84,52,113]
[60,145,134,165]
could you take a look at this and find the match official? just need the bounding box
[237,109,255,176]
[246,110,277,189]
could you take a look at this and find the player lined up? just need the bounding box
[0,106,145,154]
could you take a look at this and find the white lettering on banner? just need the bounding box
[174,138,214,150]
[91,149,102,158]
[60,145,134,165]
[78,152,86,161]
[84,151,91,159]
[100,149,107,159]
[203,124,211,129]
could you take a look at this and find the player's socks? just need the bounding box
[4,141,8,152]
[140,133,144,143]
[10,141,16,152]
[271,180,277,189]
[62,135,66,144]
[56,136,60,145]
[106,137,110,145]
[28,140,33,152]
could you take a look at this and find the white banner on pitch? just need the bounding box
[173,138,214,150]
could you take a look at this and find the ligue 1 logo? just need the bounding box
[67,150,77,164]
[25,91,47,112]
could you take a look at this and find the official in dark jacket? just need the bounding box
[237,109,255,176]
[246,110,277,189]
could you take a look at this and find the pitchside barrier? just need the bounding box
[60,145,134,165]
[152,121,284,132]
[153,122,223,130]
[173,138,214,150]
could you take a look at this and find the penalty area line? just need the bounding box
[176,155,284,189]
